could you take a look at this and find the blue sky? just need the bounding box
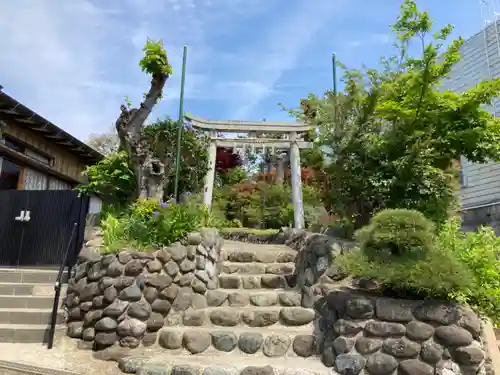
[0,0,490,142]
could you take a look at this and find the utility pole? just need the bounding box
[173,45,188,203]
[332,53,337,95]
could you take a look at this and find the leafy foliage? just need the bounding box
[79,118,211,205]
[215,182,324,229]
[76,151,135,204]
[139,39,172,77]
[437,219,500,323]
[295,0,500,228]
[339,209,500,323]
[141,118,209,197]
[100,199,221,253]
[356,209,436,261]
[216,147,242,173]
[217,167,247,187]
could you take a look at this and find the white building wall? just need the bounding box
[442,21,500,209]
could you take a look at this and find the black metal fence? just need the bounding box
[0,190,88,268]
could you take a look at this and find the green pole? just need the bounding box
[173,45,188,203]
[332,53,337,95]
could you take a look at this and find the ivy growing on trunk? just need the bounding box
[115,39,172,201]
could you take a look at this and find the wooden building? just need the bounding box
[0,88,102,190]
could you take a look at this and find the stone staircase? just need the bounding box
[0,268,66,344]
[94,240,329,374]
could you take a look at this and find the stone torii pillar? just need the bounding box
[289,131,305,230]
[203,131,217,206]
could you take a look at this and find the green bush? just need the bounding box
[100,199,220,253]
[356,209,436,261]
[326,216,356,239]
[338,209,473,299]
[76,151,135,205]
[437,218,500,323]
[337,247,473,299]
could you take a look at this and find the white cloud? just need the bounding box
[345,33,391,50]
[229,1,345,119]
[371,33,391,44]
[347,40,363,47]
[0,0,343,142]
[0,1,129,141]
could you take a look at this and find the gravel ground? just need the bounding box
[0,339,121,375]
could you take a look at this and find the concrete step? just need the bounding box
[0,282,67,296]
[170,306,315,328]
[0,323,65,343]
[221,262,295,275]
[0,268,68,284]
[207,289,302,307]
[218,274,296,289]
[0,295,62,309]
[0,308,65,325]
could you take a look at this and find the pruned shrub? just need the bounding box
[338,209,473,300]
[356,209,436,261]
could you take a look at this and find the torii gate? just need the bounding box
[184,113,313,230]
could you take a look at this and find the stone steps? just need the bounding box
[128,354,329,375]
[97,345,330,375]
[223,241,293,252]
[221,241,297,264]
[209,289,302,307]
[222,251,297,264]
[221,262,295,275]
[218,274,296,290]
[170,306,315,328]
[155,325,316,358]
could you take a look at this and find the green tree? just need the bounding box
[87,126,119,155]
[76,151,135,205]
[78,118,209,204]
[296,0,500,228]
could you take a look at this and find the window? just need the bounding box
[0,158,21,190]
[4,137,24,153]
[2,135,53,166]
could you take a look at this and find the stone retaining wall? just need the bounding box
[315,289,485,375]
[64,228,223,349]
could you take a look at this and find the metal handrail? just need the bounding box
[47,222,77,349]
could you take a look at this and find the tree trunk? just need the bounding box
[275,152,286,185]
[115,74,168,201]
